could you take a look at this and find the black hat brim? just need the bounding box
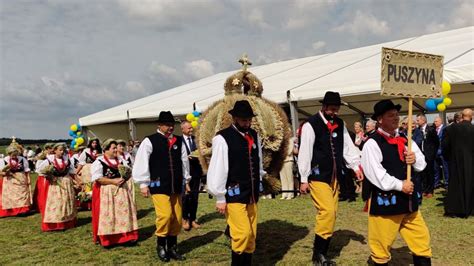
[371,104,402,120]
[228,109,256,118]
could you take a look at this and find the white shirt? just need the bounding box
[118,152,133,167]
[0,156,30,172]
[78,148,98,165]
[91,155,124,182]
[298,112,361,183]
[361,128,426,192]
[36,155,75,175]
[207,126,266,204]
[132,131,191,188]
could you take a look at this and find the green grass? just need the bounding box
[0,174,473,265]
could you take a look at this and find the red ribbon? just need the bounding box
[244,133,254,154]
[8,157,20,171]
[103,155,119,169]
[53,157,68,172]
[168,136,177,150]
[377,132,407,162]
[326,121,339,134]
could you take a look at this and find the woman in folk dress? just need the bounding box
[76,138,101,210]
[91,139,138,247]
[33,143,54,214]
[0,139,33,217]
[37,143,78,231]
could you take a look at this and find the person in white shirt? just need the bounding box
[298,91,363,265]
[132,111,190,262]
[90,139,138,247]
[0,139,33,217]
[207,100,265,265]
[36,143,78,231]
[361,100,431,265]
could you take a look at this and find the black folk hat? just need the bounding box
[228,100,256,118]
[157,111,178,124]
[371,100,402,120]
[319,91,345,106]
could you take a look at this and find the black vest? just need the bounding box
[49,159,71,177]
[218,126,261,204]
[99,159,121,179]
[307,114,344,184]
[147,133,183,195]
[368,133,419,215]
[85,151,97,164]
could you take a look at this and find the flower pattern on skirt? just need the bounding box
[1,172,31,209]
[43,176,77,223]
[98,182,138,236]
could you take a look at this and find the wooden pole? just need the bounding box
[406,97,413,182]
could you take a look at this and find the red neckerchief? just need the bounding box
[8,157,20,171]
[168,136,177,150]
[88,150,97,160]
[53,157,67,172]
[104,155,119,169]
[377,131,407,162]
[244,133,254,154]
[319,111,339,133]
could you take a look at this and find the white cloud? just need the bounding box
[184,60,215,80]
[312,41,326,51]
[333,10,390,36]
[241,8,271,29]
[117,0,223,29]
[125,81,146,94]
[426,0,473,33]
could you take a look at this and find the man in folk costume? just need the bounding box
[133,111,191,262]
[362,100,431,265]
[207,100,265,266]
[298,91,363,265]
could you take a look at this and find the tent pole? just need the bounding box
[287,91,299,136]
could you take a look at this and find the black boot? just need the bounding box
[413,255,431,266]
[312,235,336,266]
[231,251,243,266]
[243,252,253,266]
[156,237,169,262]
[167,236,185,261]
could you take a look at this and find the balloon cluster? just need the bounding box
[68,123,84,149]
[425,81,452,112]
[186,110,201,128]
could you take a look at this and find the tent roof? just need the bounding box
[80,26,473,126]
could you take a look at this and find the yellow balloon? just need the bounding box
[443,97,452,106]
[76,137,84,145]
[194,116,199,121]
[186,113,195,122]
[70,124,78,132]
[74,143,79,149]
[76,131,82,136]
[442,80,451,96]
[191,121,198,128]
[437,103,446,112]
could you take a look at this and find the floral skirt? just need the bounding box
[0,173,33,217]
[41,176,77,231]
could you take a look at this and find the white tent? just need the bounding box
[80,26,474,141]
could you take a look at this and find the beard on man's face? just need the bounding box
[235,123,250,133]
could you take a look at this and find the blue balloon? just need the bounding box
[68,130,75,137]
[425,99,437,112]
[76,124,81,131]
[192,111,200,117]
[433,97,444,104]
[71,139,76,146]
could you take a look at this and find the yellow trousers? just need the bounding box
[309,180,339,239]
[368,210,432,264]
[226,203,258,254]
[152,194,182,237]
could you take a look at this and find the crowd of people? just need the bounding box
[0,92,472,266]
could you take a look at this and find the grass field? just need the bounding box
[0,173,473,265]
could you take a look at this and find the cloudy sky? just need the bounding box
[1,0,472,139]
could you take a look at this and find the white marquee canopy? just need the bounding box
[79,26,474,140]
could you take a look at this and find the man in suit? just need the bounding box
[433,117,449,189]
[181,121,204,231]
[443,108,474,217]
[413,113,439,198]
